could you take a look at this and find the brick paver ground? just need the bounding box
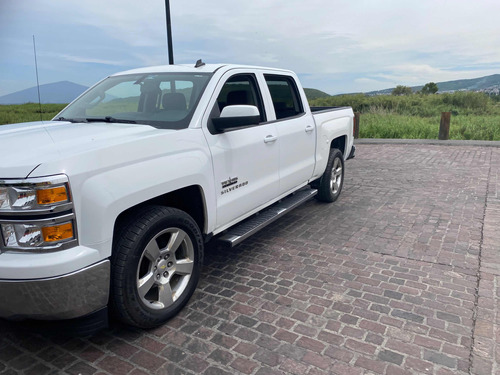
[1,143,499,375]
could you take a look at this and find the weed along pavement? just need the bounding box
[1,142,499,375]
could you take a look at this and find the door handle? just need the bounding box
[264,135,278,143]
[305,125,315,133]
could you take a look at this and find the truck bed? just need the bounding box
[310,106,352,113]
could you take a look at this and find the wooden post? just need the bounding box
[439,112,451,140]
[354,112,360,139]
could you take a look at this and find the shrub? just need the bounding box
[392,85,413,96]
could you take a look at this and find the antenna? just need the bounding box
[32,35,43,122]
[165,0,174,64]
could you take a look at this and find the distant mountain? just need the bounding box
[304,88,330,100]
[432,74,500,92]
[366,74,500,96]
[0,81,88,104]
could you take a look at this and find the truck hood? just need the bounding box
[0,121,163,178]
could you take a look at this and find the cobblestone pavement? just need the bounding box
[1,143,499,375]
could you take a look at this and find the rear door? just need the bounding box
[264,74,316,194]
[202,71,279,229]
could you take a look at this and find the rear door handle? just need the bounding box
[264,135,278,143]
[305,125,314,133]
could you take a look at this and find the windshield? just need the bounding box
[55,72,213,129]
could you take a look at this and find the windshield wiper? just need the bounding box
[54,116,86,123]
[85,116,137,124]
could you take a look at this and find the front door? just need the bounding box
[203,72,279,229]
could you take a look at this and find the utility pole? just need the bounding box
[165,0,174,65]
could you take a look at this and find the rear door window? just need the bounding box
[264,75,304,120]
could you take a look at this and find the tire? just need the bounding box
[316,148,344,203]
[110,206,203,328]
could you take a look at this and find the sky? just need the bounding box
[1,0,500,97]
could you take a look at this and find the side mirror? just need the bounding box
[212,105,260,131]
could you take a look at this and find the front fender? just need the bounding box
[29,129,216,261]
[76,149,213,258]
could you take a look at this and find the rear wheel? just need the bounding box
[111,206,203,328]
[316,148,344,203]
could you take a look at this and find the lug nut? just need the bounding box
[163,271,168,277]
[154,266,157,271]
[167,262,173,267]
[156,274,160,279]
[164,254,170,260]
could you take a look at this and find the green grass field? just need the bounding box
[1,92,500,140]
[355,114,500,140]
[310,91,500,141]
[0,103,66,125]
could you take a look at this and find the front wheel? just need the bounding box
[110,206,203,328]
[316,148,344,203]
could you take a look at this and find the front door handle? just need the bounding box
[264,135,278,143]
[305,125,314,133]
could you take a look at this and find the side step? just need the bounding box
[217,188,317,248]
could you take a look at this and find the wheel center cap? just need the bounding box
[158,260,168,271]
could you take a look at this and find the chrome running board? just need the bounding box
[217,188,317,248]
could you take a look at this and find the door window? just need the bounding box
[264,75,304,120]
[216,74,266,123]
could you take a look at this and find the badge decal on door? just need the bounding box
[221,177,238,188]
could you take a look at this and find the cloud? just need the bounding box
[1,0,500,96]
[54,53,125,66]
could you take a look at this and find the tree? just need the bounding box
[392,85,413,96]
[421,82,438,95]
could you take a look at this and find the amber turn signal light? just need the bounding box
[37,186,68,205]
[42,222,74,242]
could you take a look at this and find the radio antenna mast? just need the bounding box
[165,0,174,64]
[32,35,43,121]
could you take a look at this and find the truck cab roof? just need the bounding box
[112,63,294,76]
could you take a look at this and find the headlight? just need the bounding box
[0,175,77,252]
[1,217,76,251]
[0,187,10,209]
[0,175,71,214]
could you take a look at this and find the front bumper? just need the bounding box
[0,260,109,320]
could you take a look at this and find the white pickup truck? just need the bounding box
[0,62,355,330]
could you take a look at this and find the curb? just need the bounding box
[355,138,500,148]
